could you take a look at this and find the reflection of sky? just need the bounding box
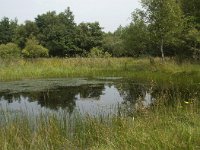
[76,85,124,116]
[0,85,124,117]
[143,92,155,107]
[0,96,58,115]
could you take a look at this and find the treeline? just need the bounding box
[104,0,200,60]
[0,7,104,58]
[0,0,200,59]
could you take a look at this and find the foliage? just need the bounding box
[35,8,79,57]
[0,3,200,59]
[22,37,49,58]
[0,17,17,44]
[180,0,200,29]
[76,22,104,55]
[122,10,149,57]
[103,27,126,57]
[87,47,111,58]
[141,0,184,59]
[14,21,39,49]
[0,43,21,59]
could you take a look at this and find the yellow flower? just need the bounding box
[132,116,135,121]
[184,101,189,104]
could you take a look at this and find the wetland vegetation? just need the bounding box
[0,58,200,84]
[0,0,200,149]
[0,53,200,149]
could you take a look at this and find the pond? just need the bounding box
[0,78,199,117]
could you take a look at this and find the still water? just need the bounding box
[0,78,199,116]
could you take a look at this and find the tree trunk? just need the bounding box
[161,38,165,61]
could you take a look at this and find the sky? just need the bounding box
[0,0,141,32]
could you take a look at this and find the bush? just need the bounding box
[192,48,200,61]
[87,47,111,58]
[22,37,49,58]
[0,43,21,59]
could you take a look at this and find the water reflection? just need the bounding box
[0,79,199,116]
[0,84,106,114]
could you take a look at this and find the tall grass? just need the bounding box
[0,93,199,150]
[0,58,200,84]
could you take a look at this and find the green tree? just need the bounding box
[102,32,125,57]
[35,7,78,57]
[0,17,17,44]
[180,0,200,29]
[76,22,103,55]
[14,21,39,48]
[181,27,200,60]
[104,25,128,57]
[122,10,149,57]
[179,0,200,60]
[141,0,184,59]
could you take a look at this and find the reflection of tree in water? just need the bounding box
[115,82,153,115]
[1,81,199,115]
[116,83,151,104]
[78,85,104,99]
[151,84,200,106]
[115,81,200,111]
[0,92,20,103]
[0,84,105,113]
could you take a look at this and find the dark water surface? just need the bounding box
[0,78,199,116]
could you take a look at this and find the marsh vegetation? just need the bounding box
[0,0,200,149]
[0,58,199,149]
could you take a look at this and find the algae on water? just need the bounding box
[0,78,106,93]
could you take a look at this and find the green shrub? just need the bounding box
[0,43,21,59]
[22,37,49,58]
[87,47,111,58]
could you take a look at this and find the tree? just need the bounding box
[0,17,17,44]
[14,21,39,48]
[76,22,103,55]
[178,0,200,60]
[141,0,184,59]
[102,25,128,57]
[35,7,78,57]
[102,32,125,57]
[180,0,200,29]
[181,27,200,60]
[122,10,149,57]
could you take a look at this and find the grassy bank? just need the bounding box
[0,58,200,84]
[1,100,199,150]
